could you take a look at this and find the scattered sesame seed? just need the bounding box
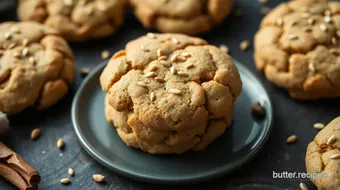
[101,50,110,59]
[150,92,155,101]
[320,23,327,32]
[299,183,308,190]
[60,178,71,184]
[327,135,336,145]
[137,81,147,87]
[177,71,189,77]
[157,48,162,57]
[240,40,250,51]
[147,33,156,39]
[31,128,40,140]
[330,154,340,159]
[93,174,105,183]
[154,77,165,82]
[22,48,29,57]
[80,68,90,77]
[288,34,299,40]
[144,72,156,78]
[185,63,194,69]
[169,88,181,95]
[308,62,315,72]
[313,123,325,130]
[219,44,229,54]
[57,138,65,149]
[170,66,176,74]
[68,168,75,176]
[286,135,297,144]
[158,55,168,61]
[171,37,179,44]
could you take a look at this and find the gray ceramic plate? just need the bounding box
[71,60,273,185]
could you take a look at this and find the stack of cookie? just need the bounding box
[100,33,242,154]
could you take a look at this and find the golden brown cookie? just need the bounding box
[100,33,242,154]
[0,21,74,115]
[254,0,340,100]
[306,117,340,190]
[129,0,233,35]
[18,0,125,41]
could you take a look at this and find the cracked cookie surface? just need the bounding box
[306,117,340,190]
[18,0,125,41]
[129,0,233,35]
[0,21,74,115]
[100,33,242,154]
[254,0,340,100]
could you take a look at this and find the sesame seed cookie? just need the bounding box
[129,0,233,35]
[18,0,125,41]
[0,21,74,115]
[254,0,340,100]
[306,117,340,189]
[100,33,242,154]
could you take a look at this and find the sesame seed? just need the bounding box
[29,57,35,64]
[177,71,188,77]
[170,54,179,62]
[144,72,156,78]
[160,60,170,67]
[219,45,229,54]
[330,154,340,159]
[308,62,315,72]
[320,23,327,32]
[22,48,28,57]
[68,168,75,176]
[240,40,250,51]
[93,174,105,183]
[171,37,179,44]
[332,37,337,45]
[169,88,181,95]
[150,92,155,101]
[324,16,332,23]
[57,138,65,149]
[327,135,336,145]
[286,135,297,144]
[170,66,176,74]
[147,33,156,39]
[158,55,168,61]
[154,77,165,82]
[288,34,298,40]
[276,18,283,26]
[177,56,186,62]
[157,48,162,57]
[60,178,71,184]
[4,32,11,40]
[101,50,110,59]
[80,68,90,77]
[299,183,308,190]
[137,81,147,87]
[313,123,325,130]
[185,63,194,69]
[181,52,191,57]
[7,43,15,49]
[31,128,40,140]
[307,18,315,25]
[149,65,158,71]
[22,39,29,47]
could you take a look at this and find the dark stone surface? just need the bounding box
[1,0,338,189]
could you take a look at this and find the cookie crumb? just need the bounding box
[260,7,271,15]
[80,68,90,77]
[299,183,308,190]
[101,50,110,59]
[251,101,265,118]
[60,178,71,184]
[93,174,105,183]
[57,138,65,149]
[219,44,229,54]
[286,135,297,144]
[31,128,40,140]
[240,40,250,51]
[313,123,325,130]
[68,168,75,176]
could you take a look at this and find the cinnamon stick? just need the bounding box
[0,141,40,190]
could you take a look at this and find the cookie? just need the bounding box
[129,0,233,35]
[0,21,74,115]
[306,117,340,189]
[100,33,242,154]
[254,0,340,100]
[18,0,125,41]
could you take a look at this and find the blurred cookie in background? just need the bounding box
[129,0,233,35]
[17,0,125,41]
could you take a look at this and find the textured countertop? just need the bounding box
[1,0,339,189]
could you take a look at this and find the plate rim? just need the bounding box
[71,60,274,185]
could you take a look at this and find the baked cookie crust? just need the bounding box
[0,21,74,115]
[129,0,233,35]
[100,33,242,154]
[306,117,340,190]
[18,0,125,41]
[254,0,340,100]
